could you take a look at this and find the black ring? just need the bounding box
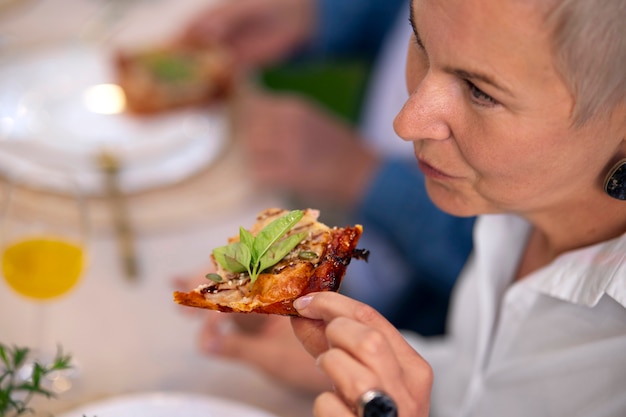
[357,389,398,417]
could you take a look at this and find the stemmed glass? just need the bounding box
[0,168,89,395]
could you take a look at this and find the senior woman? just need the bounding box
[290,0,626,416]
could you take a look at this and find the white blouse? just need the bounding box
[405,214,626,417]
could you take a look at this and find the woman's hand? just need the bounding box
[179,0,317,69]
[198,311,332,393]
[292,292,432,417]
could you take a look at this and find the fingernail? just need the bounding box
[293,294,313,311]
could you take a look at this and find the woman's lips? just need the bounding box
[417,159,454,180]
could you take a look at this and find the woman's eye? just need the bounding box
[465,81,498,106]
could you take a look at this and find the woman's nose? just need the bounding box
[393,74,453,143]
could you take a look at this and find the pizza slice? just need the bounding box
[114,44,233,114]
[173,208,368,316]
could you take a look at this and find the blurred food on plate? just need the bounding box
[114,43,233,114]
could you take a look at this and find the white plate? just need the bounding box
[0,44,228,194]
[59,391,280,417]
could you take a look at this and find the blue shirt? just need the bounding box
[313,0,408,57]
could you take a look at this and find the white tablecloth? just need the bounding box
[0,1,315,416]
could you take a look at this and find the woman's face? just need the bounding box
[394,0,624,217]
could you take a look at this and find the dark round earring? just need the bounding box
[604,158,626,200]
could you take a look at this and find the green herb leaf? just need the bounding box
[210,210,307,287]
[239,227,257,260]
[298,251,318,260]
[205,273,223,283]
[212,242,251,274]
[145,53,195,82]
[0,343,74,417]
[0,345,9,368]
[253,210,304,261]
[12,347,28,368]
[258,232,307,272]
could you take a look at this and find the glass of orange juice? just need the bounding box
[0,168,88,394]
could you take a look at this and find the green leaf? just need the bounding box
[205,273,223,283]
[0,345,8,368]
[239,227,257,261]
[210,210,307,287]
[258,232,307,272]
[145,53,195,82]
[253,210,304,262]
[12,347,28,368]
[50,351,72,371]
[212,242,251,274]
[298,251,318,260]
[0,343,75,417]
[32,363,44,387]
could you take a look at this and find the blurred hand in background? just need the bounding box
[179,0,316,69]
[234,88,380,210]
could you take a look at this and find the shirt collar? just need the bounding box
[526,231,626,308]
[528,234,626,307]
[478,214,626,309]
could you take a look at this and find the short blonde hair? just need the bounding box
[546,0,626,126]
